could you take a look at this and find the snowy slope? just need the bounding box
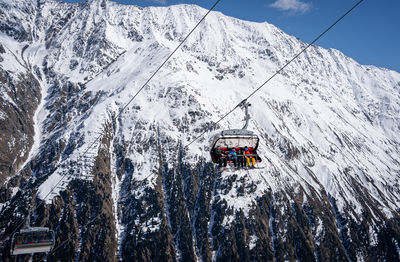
[0,0,400,261]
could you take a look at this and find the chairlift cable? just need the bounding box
[185,0,364,149]
[5,0,364,254]
[8,0,222,254]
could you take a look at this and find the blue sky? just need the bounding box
[59,0,399,72]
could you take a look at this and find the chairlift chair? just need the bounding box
[210,101,262,167]
[11,227,55,255]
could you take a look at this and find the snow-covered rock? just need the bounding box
[0,0,399,261]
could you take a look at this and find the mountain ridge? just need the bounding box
[0,0,400,261]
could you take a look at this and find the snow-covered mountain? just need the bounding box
[1,0,400,261]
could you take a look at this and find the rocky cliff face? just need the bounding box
[0,0,400,261]
[0,63,40,185]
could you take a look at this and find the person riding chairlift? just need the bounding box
[228,148,238,167]
[216,147,227,167]
[244,146,255,168]
[237,147,245,167]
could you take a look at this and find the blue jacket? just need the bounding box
[229,151,237,159]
